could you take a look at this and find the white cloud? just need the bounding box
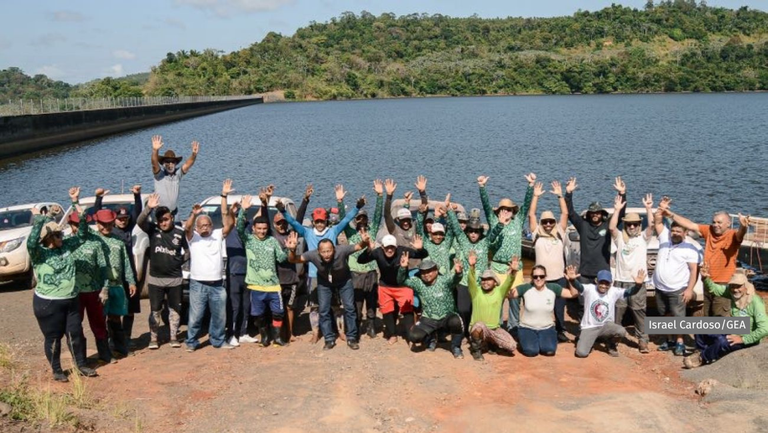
[49,10,88,22]
[30,33,67,47]
[113,50,136,60]
[35,65,66,79]
[175,0,294,17]
[103,64,124,77]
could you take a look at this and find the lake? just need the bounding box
[1,94,766,223]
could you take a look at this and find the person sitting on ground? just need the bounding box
[285,226,371,351]
[663,205,750,318]
[397,254,465,359]
[608,193,654,354]
[684,264,768,368]
[528,180,570,343]
[183,179,236,352]
[466,251,517,361]
[512,264,580,357]
[150,134,198,216]
[572,269,646,358]
[28,187,97,382]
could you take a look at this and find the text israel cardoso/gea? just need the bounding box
[645,317,751,335]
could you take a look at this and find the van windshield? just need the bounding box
[0,210,33,230]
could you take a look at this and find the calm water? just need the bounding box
[1,94,767,222]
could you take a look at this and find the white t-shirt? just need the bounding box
[613,232,649,283]
[517,283,563,330]
[652,227,701,293]
[189,229,224,281]
[580,284,626,329]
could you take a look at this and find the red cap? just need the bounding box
[330,207,339,214]
[68,213,92,224]
[312,208,328,221]
[94,209,116,224]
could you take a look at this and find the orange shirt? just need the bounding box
[698,225,743,283]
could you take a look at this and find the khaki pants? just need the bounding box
[703,287,731,317]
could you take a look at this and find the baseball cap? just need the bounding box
[312,208,328,221]
[381,235,397,248]
[356,209,368,219]
[597,270,613,284]
[396,208,412,220]
[273,212,286,224]
[431,223,445,234]
[480,269,500,284]
[116,207,130,219]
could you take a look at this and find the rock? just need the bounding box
[405,417,415,423]
[696,379,718,396]
[0,401,11,417]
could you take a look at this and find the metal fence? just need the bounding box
[0,95,261,117]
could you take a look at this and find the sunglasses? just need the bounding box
[275,220,288,225]
[51,232,64,238]
[626,222,640,227]
[532,275,546,280]
[541,219,556,225]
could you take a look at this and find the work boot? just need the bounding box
[53,370,69,382]
[258,326,271,347]
[607,341,619,357]
[557,332,569,343]
[427,334,437,352]
[366,320,376,339]
[271,327,286,347]
[108,320,128,356]
[469,336,484,361]
[76,365,98,377]
[96,339,114,364]
[638,340,649,354]
[123,315,136,350]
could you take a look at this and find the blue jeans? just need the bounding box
[695,334,751,363]
[518,326,558,357]
[186,280,227,349]
[318,280,357,343]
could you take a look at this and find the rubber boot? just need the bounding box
[271,326,286,347]
[122,314,135,350]
[469,335,484,361]
[96,338,113,364]
[108,318,127,356]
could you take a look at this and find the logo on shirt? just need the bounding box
[598,229,607,237]
[590,299,610,323]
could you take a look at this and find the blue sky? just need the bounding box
[1,0,765,84]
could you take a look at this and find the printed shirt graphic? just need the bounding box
[482,185,533,273]
[237,211,287,289]
[69,235,109,293]
[27,214,86,299]
[398,267,461,320]
[579,283,626,329]
[94,229,136,286]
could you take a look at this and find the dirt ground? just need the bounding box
[1,282,767,433]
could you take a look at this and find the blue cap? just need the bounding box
[597,270,613,283]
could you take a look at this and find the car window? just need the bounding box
[82,203,136,217]
[0,209,33,230]
[200,206,279,230]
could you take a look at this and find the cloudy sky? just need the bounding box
[1,0,764,84]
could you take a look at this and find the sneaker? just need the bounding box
[452,347,464,359]
[657,341,674,351]
[638,340,650,354]
[557,332,569,343]
[470,349,484,361]
[366,322,376,339]
[674,342,686,356]
[228,336,240,347]
[186,345,196,353]
[347,340,360,350]
[169,340,181,348]
[427,336,437,352]
[53,371,69,383]
[323,341,336,351]
[239,335,258,344]
[217,342,236,350]
[76,366,98,377]
[607,342,619,357]
[684,354,703,369]
[148,340,159,350]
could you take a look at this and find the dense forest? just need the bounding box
[4,1,768,101]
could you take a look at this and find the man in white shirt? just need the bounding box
[608,193,654,353]
[184,179,235,351]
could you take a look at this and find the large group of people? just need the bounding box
[26,136,767,382]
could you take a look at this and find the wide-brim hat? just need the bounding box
[480,269,500,285]
[159,150,183,164]
[456,211,469,222]
[39,221,62,243]
[622,212,642,223]
[586,202,609,217]
[94,209,117,224]
[540,210,556,222]
[466,219,483,231]
[728,272,749,287]
[67,212,92,224]
[418,260,438,273]
[494,198,519,214]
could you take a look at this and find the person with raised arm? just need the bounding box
[652,197,701,356]
[339,179,385,339]
[419,196,454,276]
[608,193,654,353]
[137,193,187,349]
[278,184,360,344]
[571,269,647,358]
[150,134,198,215]
[183,179,236,352]
[28,187,97,381]
[481,173,535,336]
[397,253,465,359]
[285,228,371,350]
[660,202,749,318]
[383,178,427,254]
[528,180,570,343]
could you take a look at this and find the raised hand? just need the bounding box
[356,195,366,209]
[550,180,563,197]
[498,208,512,224]
[738,213,751,228]
[191,140,200,155]
[411,234,423,250]
[68,187,80,202]
[533,182,545,197]
[658,196,672,213]
[642,193,653,209]
[454,259,463,274]
[222,179,234,197]
[265,184,274,199]
[335,184,346,202]
[241,195,253,210]
[508,256,519,273]
[275,200,285,213]
[613,194,626,211]
[564,265,580,280]
[384,179,397,195]
[147,193,160,209]
[468,250,477,267]
[565,177,578,193]
[435,205,446,219]
[633,269,647,285]
[403,191,413,202]
[613,176,626,195]
[95,188,110,197]
[258,188,269,204]
[31,207,41,216]
[360,229,371,246]
[477,176,489,187]
[285,231,298,249]
[700,262,711,280]
[229,202,240,215]
[400,251,410,268]
[132,185,142,195]
[151,135,163,151]
[304,183,314,200]
[415,175,427,192]
[191,203,203,215]
[444,193,451,209]
[524,173,537,186]
[373,179,383,196]
[418,203,428,214]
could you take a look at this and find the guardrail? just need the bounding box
[0,95,261,117]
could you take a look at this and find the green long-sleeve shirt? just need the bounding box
[27,214,87,299]
[482,185,533,273]
[341,194,383,274]
[91,227,136,287]
[237,210,287,289]
[69,232,109,293]
[397,266,461,320]
[468,267,514,329]
[447,209,490,286]
[704,278,768,345]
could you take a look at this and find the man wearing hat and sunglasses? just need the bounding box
[608,193,655,353]
[383,178,428,269]
[151,134,199,215]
